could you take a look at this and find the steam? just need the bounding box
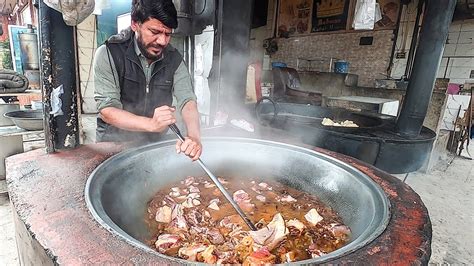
[202,15,264,138]
[216,49,253,113]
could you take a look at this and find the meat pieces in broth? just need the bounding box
[146,176,351,264]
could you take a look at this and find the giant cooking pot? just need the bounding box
[85,138,390,264]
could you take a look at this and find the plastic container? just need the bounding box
[271,62,287,68]
[31,100,43,110]
[334,60,349,73]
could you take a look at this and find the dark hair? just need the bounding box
[131,0,178,29]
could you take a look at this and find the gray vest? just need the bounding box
[96,29,183,142]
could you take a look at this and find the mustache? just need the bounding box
[147,44,164,50]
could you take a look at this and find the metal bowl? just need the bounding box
[0,103,20,126]
[3,110,44,131]
[85,138,390,264]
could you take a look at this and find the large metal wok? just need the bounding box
[255,100,384,133]
[85,137,390,264]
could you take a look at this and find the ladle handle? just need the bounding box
[168,124,257,231]
[169,124,185,142]
[195,159,257,231]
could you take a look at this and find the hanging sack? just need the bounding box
[44,0,95,26]
[352,0,376,30]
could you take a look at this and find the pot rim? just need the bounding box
[85,137,391,265]
[3,109,44,120]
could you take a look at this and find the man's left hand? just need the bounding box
[176,136,202,161]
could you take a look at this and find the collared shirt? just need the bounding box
[93,37,196,113]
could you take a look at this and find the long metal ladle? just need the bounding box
[169,124,257,231]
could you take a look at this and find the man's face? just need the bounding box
[131,18,172,61]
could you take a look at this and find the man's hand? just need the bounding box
[148,106,177,132]
[176,136,202,161]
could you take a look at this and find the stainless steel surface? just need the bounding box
[169,124,257,230]
[3,110,44,131]
[85,138,390,264]
[18,29,40,70]
[0,104,20,126]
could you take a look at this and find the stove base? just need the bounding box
[6,139,431,264]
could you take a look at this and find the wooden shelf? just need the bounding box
[0,90,42,106]
[0,126,43,137]
[0,90,41,97]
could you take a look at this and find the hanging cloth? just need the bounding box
[352,0,377,30]
[43,0,95,26]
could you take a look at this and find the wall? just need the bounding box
[349,87,447,131]
[389,0,418,79]
[76,15,97,114]
[267,0,474,88]
[271,30,394,87]
[390,0,474,86]
[13,210,54,266]
[248,0,276,66]
[439,19,474,85]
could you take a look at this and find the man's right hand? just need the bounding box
[148,105,177,132]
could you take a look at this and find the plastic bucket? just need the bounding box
[334,60,349,73]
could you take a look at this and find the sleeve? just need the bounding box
[93,45,123,111]
[173,61,197,112]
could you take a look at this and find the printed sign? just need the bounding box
[277,0,314,37]
[311,0,350,32]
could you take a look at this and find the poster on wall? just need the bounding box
[311,0,350,32]
[374,0,400,29]
[277,0,314,38]
[7,25,28,73]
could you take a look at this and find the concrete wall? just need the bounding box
[312,79,446,131]
[76,15,98,114]
[271,30,394,87]
[389,0,419,79]
[349,87,447,131]
[13,209,54,266]
[390,0,474,86]
[440,19,474,85]
[257,0,396,87]
[264,0,473,88]
[248,0,276,66]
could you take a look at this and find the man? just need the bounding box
[94,0,202,161]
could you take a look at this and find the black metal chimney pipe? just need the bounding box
[38,0,80,152]
[396,0,456,138]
